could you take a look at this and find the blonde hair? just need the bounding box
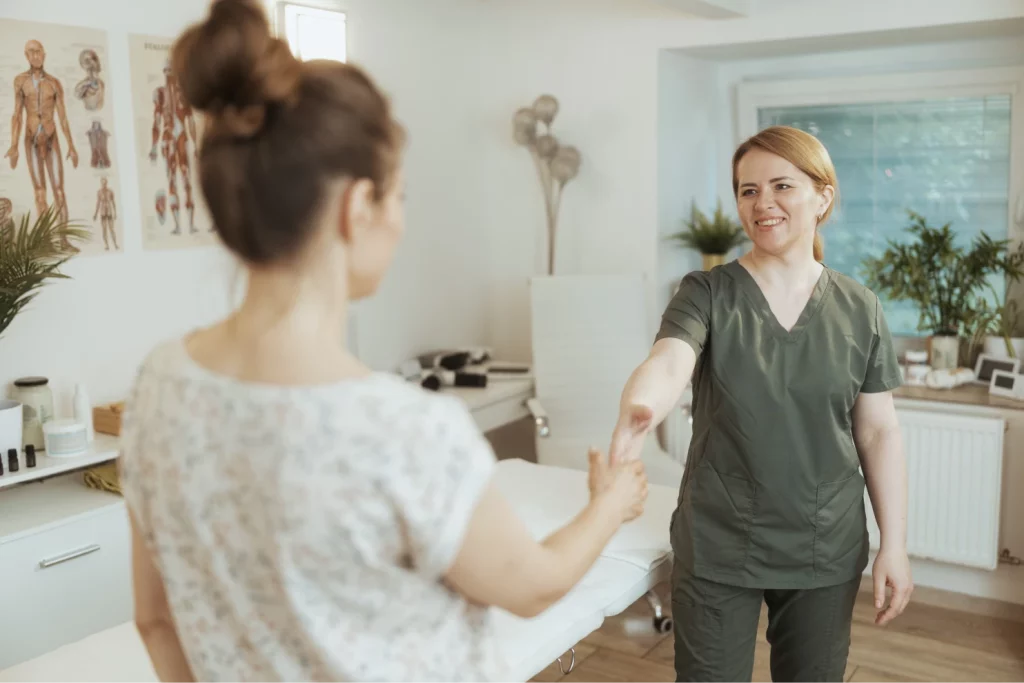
[731,126,838,262]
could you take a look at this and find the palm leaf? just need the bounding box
[0,206,88,340]
[666,199,748,255]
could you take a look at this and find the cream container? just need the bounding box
[42,419,90,458]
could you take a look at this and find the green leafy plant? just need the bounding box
[861,210,1024,336]
[966,296,1020,359]
[667,199,748,255]
[0,206,89,340]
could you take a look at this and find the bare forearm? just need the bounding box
[138,623,194,682]
[620,348,690,425]
[527,496,622,613]
[859,426,907,551]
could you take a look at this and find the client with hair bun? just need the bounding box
[117,1,649,681]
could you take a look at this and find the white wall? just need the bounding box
[656,51,718,313]
[6,0,1024,416]
[475,1,669,360]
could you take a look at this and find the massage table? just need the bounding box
[0,458,677,682]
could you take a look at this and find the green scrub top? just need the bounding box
[657,260,902,589]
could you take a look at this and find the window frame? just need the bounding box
[735,66,1024,256]
[277,2,348,63]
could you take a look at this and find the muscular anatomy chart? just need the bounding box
[0,19,122,255]
[129,34,215,250]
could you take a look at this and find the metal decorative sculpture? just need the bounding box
[512,94,582,275]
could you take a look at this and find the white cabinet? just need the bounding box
[0,476,133,671]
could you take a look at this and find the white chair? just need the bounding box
[526,273,687,489]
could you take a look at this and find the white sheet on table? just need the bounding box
[494,458,676,570]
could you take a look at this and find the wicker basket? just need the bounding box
[92,401,125,436]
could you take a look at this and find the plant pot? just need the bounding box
[0,400,23,455]
[982,335,1024,360]
[928,333,960,370]
[702,253,726,271]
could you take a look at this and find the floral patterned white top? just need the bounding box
[119,339,506,681]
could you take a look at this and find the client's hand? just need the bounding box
[587,448,648,523]
[609,403,654,466]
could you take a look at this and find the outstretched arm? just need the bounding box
[444,450,647,618]
[609,338,696,464]
[853,390,912,626]
[610,272,710,464]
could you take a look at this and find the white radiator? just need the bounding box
[865,409,1005,570]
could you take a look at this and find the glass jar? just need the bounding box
[11,376,54,450]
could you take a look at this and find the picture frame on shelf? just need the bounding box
[973,353,1020,386]
[989,370,1023,400]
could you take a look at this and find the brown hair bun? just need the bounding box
[172,0,301,140]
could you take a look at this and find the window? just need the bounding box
[280,3,347,63]
[738,68,1024,336]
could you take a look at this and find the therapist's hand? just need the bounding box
[587,447,648,523]
[872,546,913,626]
[609,403,653,466]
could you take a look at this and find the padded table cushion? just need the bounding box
[1,460,678,682]
[495,458,677,570]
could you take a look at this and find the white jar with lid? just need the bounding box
[904,350,930,386]
[11,376,54,450]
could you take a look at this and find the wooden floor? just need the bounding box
[530,582,1024,682]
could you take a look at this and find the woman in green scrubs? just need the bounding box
[611,126,913,682]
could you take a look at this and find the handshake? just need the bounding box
[587,403,655,524]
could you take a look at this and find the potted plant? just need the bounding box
[667,199,748,271]
[966,296,1022,360]
[861,210,1024,369]
[1,205,88,341]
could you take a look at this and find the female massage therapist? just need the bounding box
[609,125,913,682]
[117,1,648,680]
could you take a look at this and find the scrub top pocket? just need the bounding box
[681,458,757,573]
[813,472,868,577]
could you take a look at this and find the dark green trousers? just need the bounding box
[671,563,860,682]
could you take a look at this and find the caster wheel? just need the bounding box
[653,616,673,634]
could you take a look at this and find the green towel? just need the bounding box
[83,462,121,495]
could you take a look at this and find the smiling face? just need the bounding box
[735,148,831,257]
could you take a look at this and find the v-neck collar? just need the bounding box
[728,260,833,341]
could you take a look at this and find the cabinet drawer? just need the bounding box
[0,504,133,670]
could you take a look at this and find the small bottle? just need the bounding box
[25,444,36,468]
[7,448,18,473]
[74,383,94,443]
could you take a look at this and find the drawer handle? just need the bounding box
[38,544,101,569]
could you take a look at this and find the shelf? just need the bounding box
[0,473,124,544]
[0,434,120,493]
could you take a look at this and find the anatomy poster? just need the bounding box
[128,34,215,250]
[0,18,123,255]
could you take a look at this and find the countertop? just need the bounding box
[894,383,1024,411]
